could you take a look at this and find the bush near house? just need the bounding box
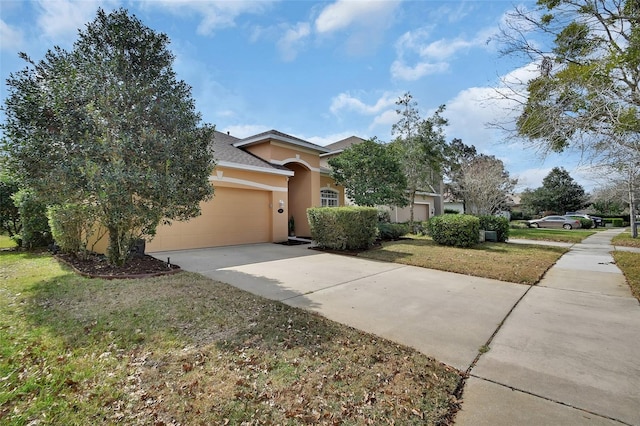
[604,218,625,227]
[428,214,480,247]
[307,207,378,250]
[378,223,410,241]
[578,218,593,229]
[12,189,52,249]
[478,215,510,242]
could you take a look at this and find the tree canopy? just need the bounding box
[498,0,640,234]
[520,167,588,215]
[442,139,516,215]
[1,8,215,264]
[391,93,447,223]
[458,155,517,215]
[328,138,408,207]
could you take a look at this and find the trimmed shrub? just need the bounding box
[478,215,510,242]
[307,206,378,250]
[0,177,22,240]
[428,214,480,247]
[578,218,593,229]
[48,203,105,259]
[604,218,624,227]
[12,189,52,249]
[378,223,410,241]
[443,208,460,214]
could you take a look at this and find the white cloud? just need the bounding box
[144,0,276,35]
[315,0,400,34]
[306,131,363,147]
[390,60,448,81]
[36,0,117,43]
[0,19,24,51]
[314,0,400,56]
[391,22,501,81]
[369,110,399,134]
[329,92,398,115]
[277,22,310,61]
[514,167,553,190]
[222,124,270,139]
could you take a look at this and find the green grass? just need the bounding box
[360,236,567,285]
[613,251,640,302]
[0,234,17,249]
[0,251,462,425]
[508,228,597,243]
[612,230,640,248]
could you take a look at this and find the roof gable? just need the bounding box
[321,136,366,157]
[212,131,291,175]
[233,129,330,153]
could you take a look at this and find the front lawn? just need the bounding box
[0,251,461,425]
[612,231,640,248]
[613,251,640,302]
[359,237,567,285]
[508,228,596,243]
[0,234,17,249]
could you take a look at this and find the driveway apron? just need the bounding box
[457,229,640,426]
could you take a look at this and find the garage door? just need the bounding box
[147,187,271,251]
[394,204,429,222]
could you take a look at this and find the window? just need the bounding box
[321,189,339,207]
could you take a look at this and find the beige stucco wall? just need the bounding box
[90,164,290,253]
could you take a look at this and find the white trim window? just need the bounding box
[320,188,339,207]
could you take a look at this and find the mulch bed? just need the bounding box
[56,253,181,279]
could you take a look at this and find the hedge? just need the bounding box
[378,223,410,241]
[428,214,480,247]
[307,206,378,250]
[478,215,510,242]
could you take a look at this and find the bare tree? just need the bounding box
[458,156,517,215]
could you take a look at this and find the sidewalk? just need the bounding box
[455,229,640,425]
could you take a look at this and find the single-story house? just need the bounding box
[97,129,347,253]
[320,136,442,222]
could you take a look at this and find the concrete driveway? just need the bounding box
[152,243,527,371]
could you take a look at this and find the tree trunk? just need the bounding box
[629,170,638,238]
[107,224,129,266]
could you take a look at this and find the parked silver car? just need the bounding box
[527,215,582,230]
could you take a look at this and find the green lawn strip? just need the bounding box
[0,251,461,425]
[360,237,567,285]
[0,235,17,249]
[508,228,596,243]
[612,231,640,248]
[612,251,640,302]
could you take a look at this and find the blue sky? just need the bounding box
[0,0,597,191]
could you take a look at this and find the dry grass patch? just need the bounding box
[612,231,640,248]
[508,228,595,243]
[1,251,462,425]
[613,251,640,301]
[359,237,567,285]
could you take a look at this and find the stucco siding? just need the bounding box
[147,187,271,252]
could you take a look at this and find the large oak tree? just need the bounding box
[498,0,640,235]
[1,8,215,264]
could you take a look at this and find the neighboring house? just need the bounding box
[320,136,442,222]
[102,129,345,252]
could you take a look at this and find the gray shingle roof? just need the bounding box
[235,129,330,153]
[322,136,366,155]
[212,131,285,172]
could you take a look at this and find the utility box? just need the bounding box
[484,231,498,242]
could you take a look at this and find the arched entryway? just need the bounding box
[286,162,313,237]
